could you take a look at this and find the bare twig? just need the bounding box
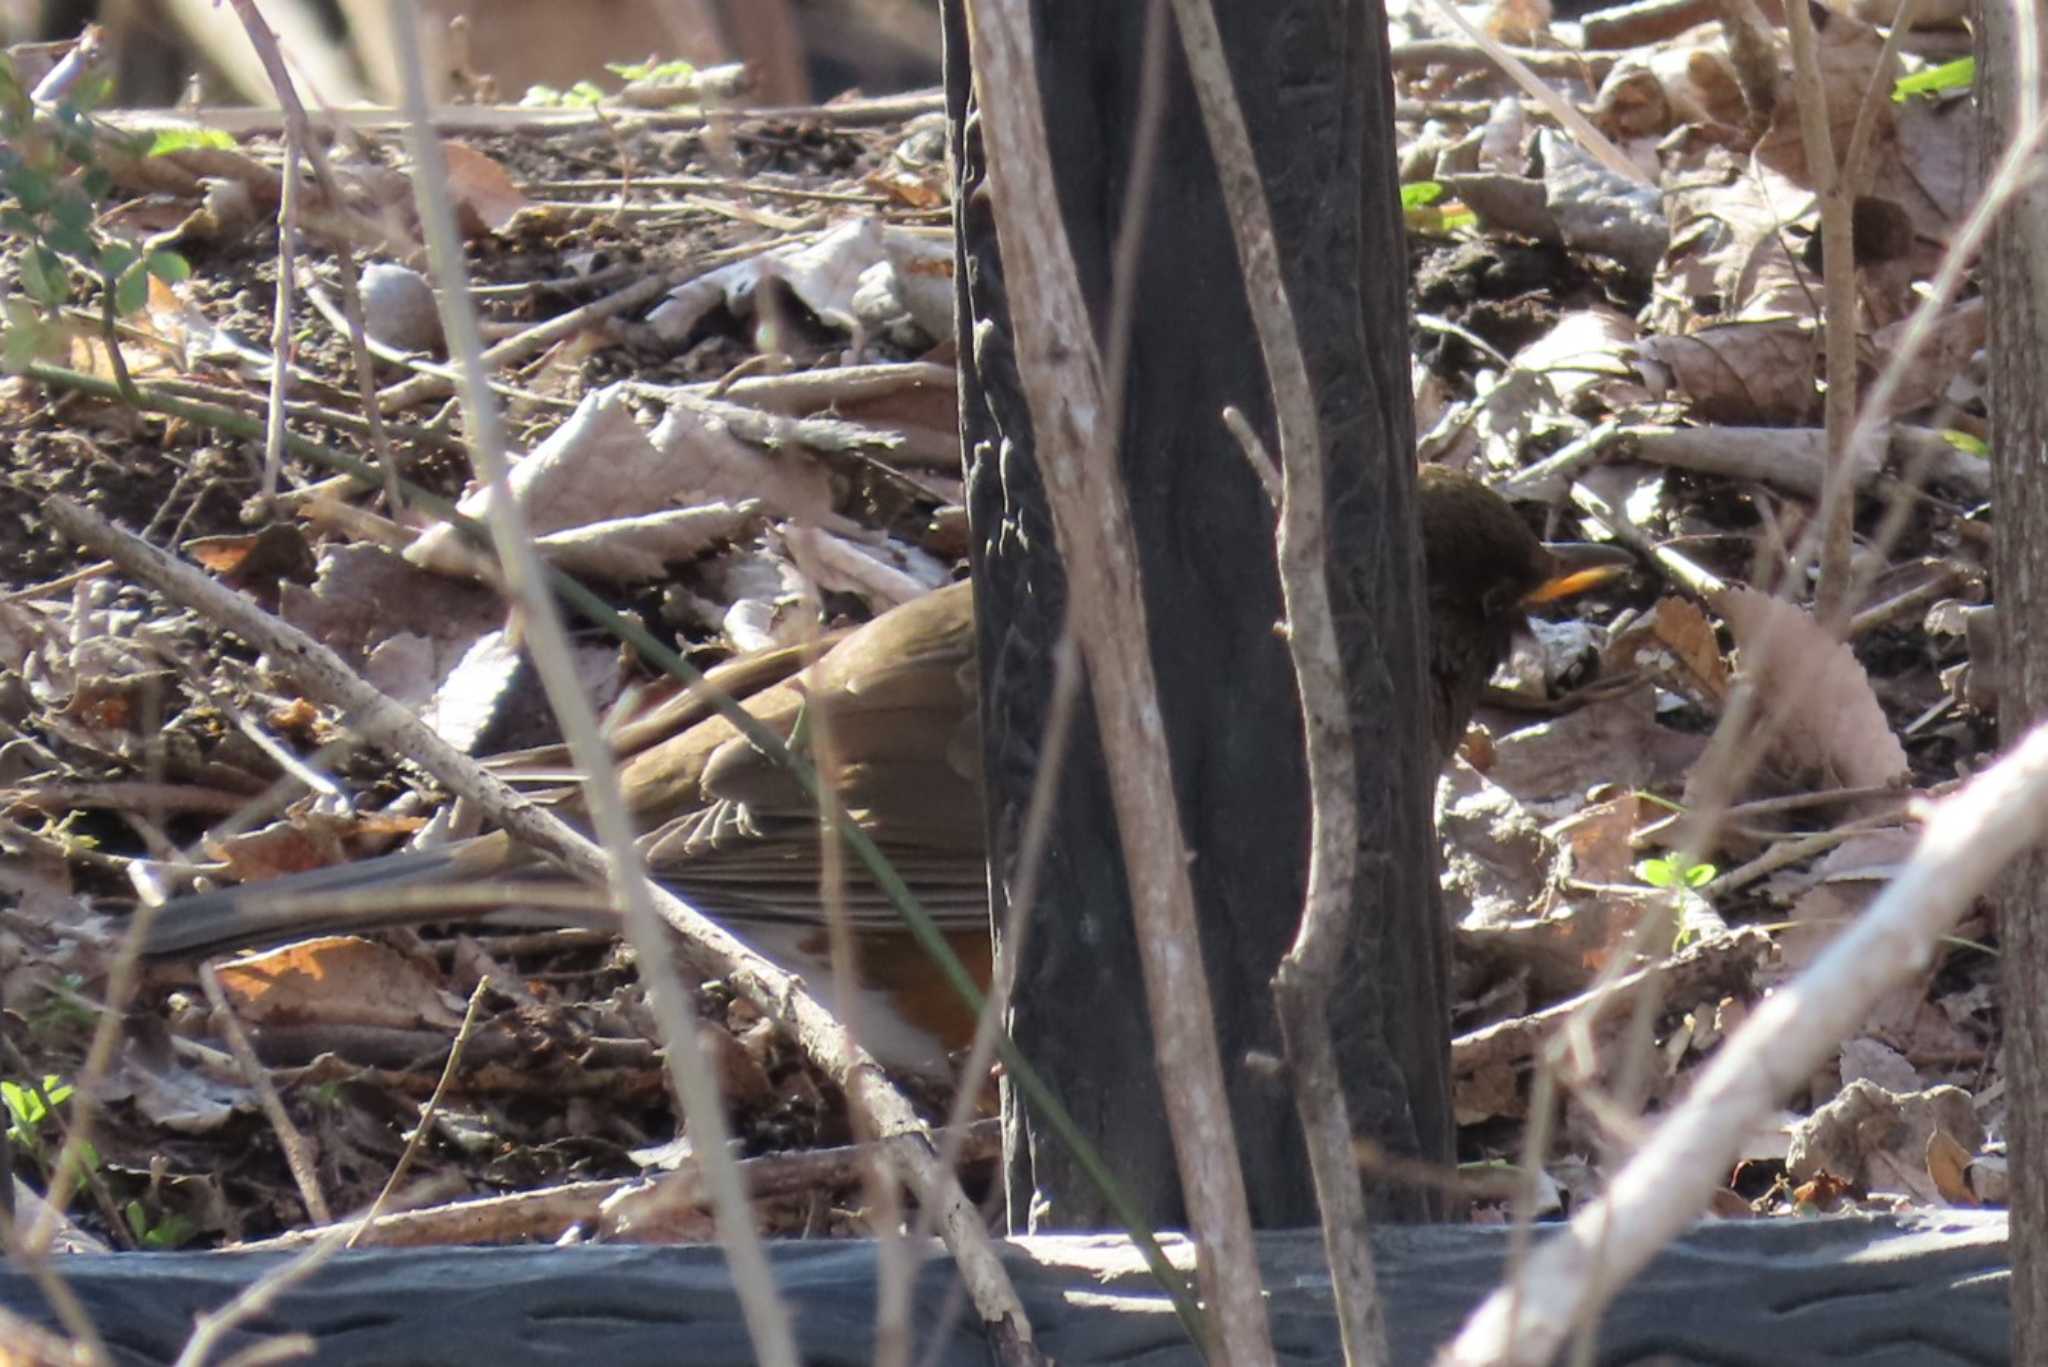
[220,1,304,501]
[225,0,406,508]
[1782,0,1861,622]
[197,965,333,1226]
[349,976,493,1248]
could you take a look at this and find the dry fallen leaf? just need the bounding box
[215,936,463,1030]
[1551,791,1645,886]
[207,811,424,884]
[1787,1079,1983,1207]
[441,139,535,236]
[1454,1058,1524,1125]
[1925,1127,1977,1207]
[1713,586,1911,790]
[1611,594,1729,707]
[1633,320,1820,425]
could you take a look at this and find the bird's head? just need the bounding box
[1413,464,1633,761]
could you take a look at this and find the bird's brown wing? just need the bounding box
[684,582,981,846]
[141,583,987,956]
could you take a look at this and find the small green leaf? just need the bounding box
[521,80,606,108]
[609,59,696,82]
[2,1075,72,1137]
[2,306,60,372]
[44,220,96,261]
[1893,56,1974,103]
[96,241,139,277]
[6,163,53,212]
[1635,856,1716,889]
[2,1080,37,1130]
[132,1206,198,1250]
[147,250,191,284]
[1940,428,1988,458]
[19,246,68,306]
[50,187,93,235]
[1402,180,1445,210]
[113,261,150,316]
[147,126,238,156]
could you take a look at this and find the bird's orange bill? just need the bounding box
[1524,543,1635,605]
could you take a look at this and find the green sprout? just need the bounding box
[1402,181,1477,236]
[1893,57,1974,103]
[1633,855,1716,890]
[0,52,191,382]
[3,1073,99,1173]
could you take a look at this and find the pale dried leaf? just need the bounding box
[777,523,950,607]
[1540,130,1667,278]
[441,140,534,235]
[649,400,848,531]
[279,544,505,682]
[1454,1058,1524,1125]
[408,386,840,580]
[1509,305,1648,411]
[1786,1080,1982,1207]
[1754,5,1898,190]
[1483,0,1551,45]
[1887,94,1980,249]
[533,503,764,583]
[873,225,956,341]
[1484,687,1706,801]
[1648,146,1812,333]
[1655,42,1749,129]
[117,1035,248,1134]
[1840,1036,1919,1093]
[1438,760,1554,929]
[1869,297,1986,417]
[1632,320,1818,424]
[1715,586,1910,789]
[415,628,523,756]
[648,218,907,341]
[1550,792,1645,886]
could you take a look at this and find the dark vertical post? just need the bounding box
[945,0,1450,1228]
